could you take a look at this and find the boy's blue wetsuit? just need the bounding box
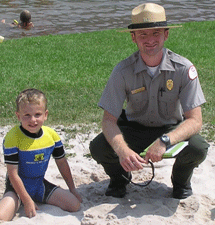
[3,125,65,203]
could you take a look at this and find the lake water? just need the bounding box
[0,0,215,40]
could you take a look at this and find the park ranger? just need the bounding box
[90,3,209,199]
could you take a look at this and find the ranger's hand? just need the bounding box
[118,148,145,172]
[144,139,166,163]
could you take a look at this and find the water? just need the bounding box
[0,0,214,40]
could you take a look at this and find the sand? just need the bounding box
[0,124,215,225]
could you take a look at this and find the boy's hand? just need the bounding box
[24,199,39,218]
[70,188,82,203]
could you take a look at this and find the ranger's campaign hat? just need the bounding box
[121,3,181,32]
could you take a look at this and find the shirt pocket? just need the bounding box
[128,89,148,113]
[158,92,178,119]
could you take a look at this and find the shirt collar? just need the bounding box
[159,48,176,72]
[134,51,148,74]
[20,125,43,138]
[134,48,175,75]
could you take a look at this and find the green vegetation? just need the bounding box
[0,21,214,140]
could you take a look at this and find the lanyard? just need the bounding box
[122,160,155,187]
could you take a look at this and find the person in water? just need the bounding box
[1,10,34,29]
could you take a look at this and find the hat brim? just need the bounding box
[119,25,182,32]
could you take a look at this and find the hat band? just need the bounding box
[128,21,167,29]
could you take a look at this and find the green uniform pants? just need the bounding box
[89,113,209,188]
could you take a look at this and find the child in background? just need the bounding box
[0,89,82,221]
[1,10,34,29]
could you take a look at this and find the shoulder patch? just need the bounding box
[188,65,198,80]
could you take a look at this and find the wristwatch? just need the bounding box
[160,135,171,149]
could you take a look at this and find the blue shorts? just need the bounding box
[4,176,59,203]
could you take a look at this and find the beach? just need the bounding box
[0,124,215,225]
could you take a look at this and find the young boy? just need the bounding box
[0,89,82,221]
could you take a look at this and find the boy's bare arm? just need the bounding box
[55,157,82,202]
[7,164,38,218]
[55,157,75,190]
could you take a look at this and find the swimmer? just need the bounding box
[1,10,34,29]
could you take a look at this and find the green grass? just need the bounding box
[0,21,214,140]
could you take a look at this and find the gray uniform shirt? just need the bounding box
[99,48,206,127]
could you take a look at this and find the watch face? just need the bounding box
[160,135,170,149]
[160,135,170,147]
[162,136,169,142]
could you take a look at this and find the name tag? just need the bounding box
[131,87,146,94]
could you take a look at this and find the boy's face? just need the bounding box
[16,100,48,134]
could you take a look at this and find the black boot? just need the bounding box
[172,186,193,199]
[101,162,131,198]
[105,172,132,198]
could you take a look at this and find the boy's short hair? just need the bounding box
[16,89,47,112]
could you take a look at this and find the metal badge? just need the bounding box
[166,79,173,91]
